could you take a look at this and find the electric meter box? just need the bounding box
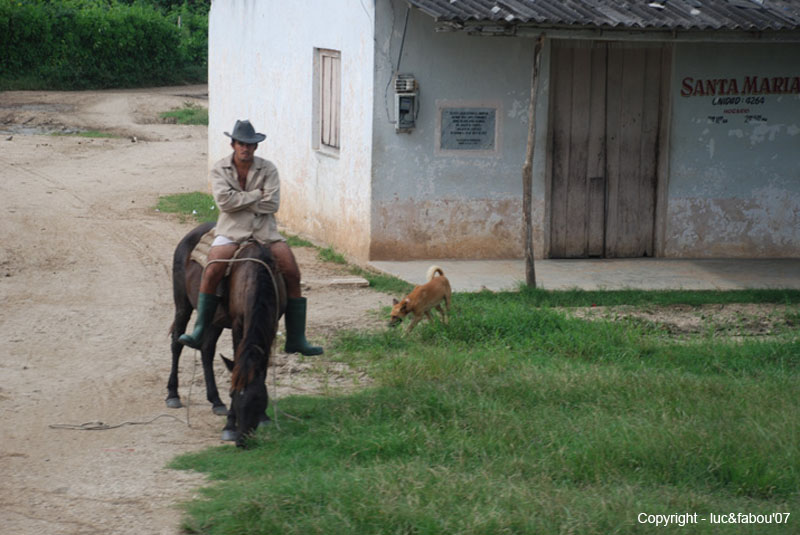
[394,74,417,133]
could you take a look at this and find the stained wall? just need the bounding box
[208,3,799,262]
[369,0,550,260]
[666,42,800,257]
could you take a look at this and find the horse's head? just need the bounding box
[222,244,280,448]
[231,374,267,448]
[224,346,269,448]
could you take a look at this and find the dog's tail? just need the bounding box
[427,265,444,281]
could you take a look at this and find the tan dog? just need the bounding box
[389,265,452,333]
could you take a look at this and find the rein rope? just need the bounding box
[49,414,187,431]
[48,254,295,434]
[204,256,281,334]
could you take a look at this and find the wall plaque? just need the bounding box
[440,108,496,151]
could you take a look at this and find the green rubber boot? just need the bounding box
[284,297,324,355]
[179,293,219,349]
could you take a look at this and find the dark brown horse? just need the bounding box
[167,222,286,447]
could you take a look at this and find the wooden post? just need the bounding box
[523,35,544,287]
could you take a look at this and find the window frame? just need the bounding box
[312,47,342,156]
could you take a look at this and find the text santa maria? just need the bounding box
[681,75,800,97]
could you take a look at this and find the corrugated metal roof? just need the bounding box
[406,0,800,31]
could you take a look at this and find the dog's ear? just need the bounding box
[392,298,399,305]
[400,299,409,312]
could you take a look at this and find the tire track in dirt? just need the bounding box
[0,88,390,535]
[0,99,216,535]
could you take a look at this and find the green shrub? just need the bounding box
[166,2,208,69]
[0,1,53,75]
[0,0,207,89]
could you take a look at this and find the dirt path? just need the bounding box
[0,87,390,534]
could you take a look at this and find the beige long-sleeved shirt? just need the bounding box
[210,154,284,244]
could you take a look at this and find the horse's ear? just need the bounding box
[221,355,235,372]
[392,298,399,305]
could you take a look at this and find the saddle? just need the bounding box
[190,229,238,276]
[189,229,286,307]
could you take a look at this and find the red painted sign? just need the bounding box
[680,76,800,97]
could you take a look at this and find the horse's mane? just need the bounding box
[230,243,279,392]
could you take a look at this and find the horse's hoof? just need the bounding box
[166,397,182,409]
[221,429,238,442]
[212,404,228,416]
[258,415,271,428]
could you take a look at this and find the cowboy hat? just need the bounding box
[224,119,266,144]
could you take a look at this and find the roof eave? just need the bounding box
[435,20,800,42]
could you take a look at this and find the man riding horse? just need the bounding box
[179,119,323,356]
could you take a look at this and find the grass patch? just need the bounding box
[156,192,217,223]
[306,241,414,294]
[160,102,208,125]
[318,246,347,265]
[350,265,415,295]
[172,289,800,534]
[51,129,119,138]
[285,235,316,248]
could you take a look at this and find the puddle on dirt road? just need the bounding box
[0,103,74,113]
[0,103,82,135]
[0,124,87,136]
[0,125,86,136]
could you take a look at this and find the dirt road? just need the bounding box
[0,87,389,534]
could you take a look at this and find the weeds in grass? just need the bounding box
[160,102,208,125]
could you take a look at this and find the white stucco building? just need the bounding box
[209,0,800,262]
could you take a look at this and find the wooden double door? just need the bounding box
[548,40,670,258]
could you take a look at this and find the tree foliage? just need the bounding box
[0,0,208,89]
